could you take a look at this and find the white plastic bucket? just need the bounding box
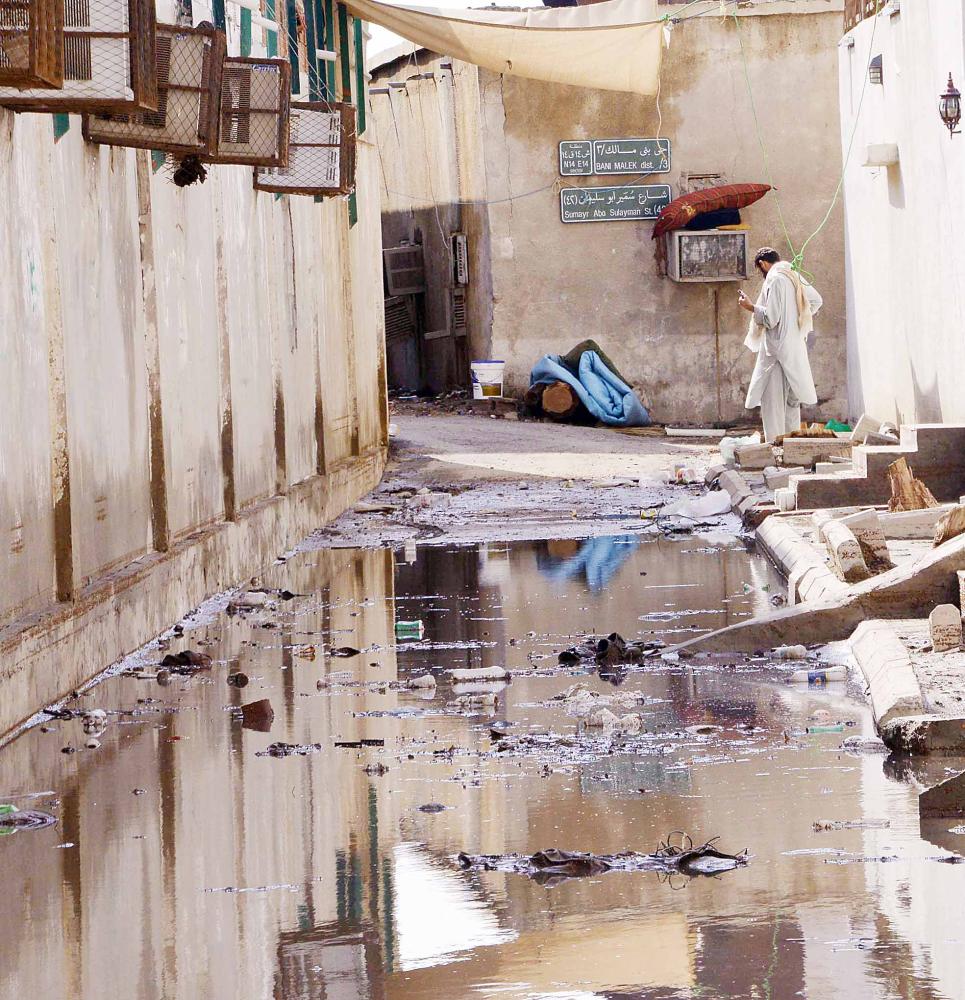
[470,360,505,399]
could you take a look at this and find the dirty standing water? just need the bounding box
[1,534,964,999]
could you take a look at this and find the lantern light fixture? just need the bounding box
[868,54,883,85]
[939,73,961,137]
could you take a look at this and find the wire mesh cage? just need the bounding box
[0,0,63,88]
[205,56,289,167]
[0,0,156,112]
[253,101,355,196]
[82,23,225,156]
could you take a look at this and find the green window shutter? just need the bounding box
[323,0,336,97]
[212,0,226,30]
[348,191,358,228]
[353,17,365,134]
[151,149,166,172]
[52,113,70,142]
[337,3,351,101]
[265,0,278,57]
[286,0,300,94]
[240,8,251,56]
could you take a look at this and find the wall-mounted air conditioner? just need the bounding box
[665,229,749,283]
[451,232,469,286]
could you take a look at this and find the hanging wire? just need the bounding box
[731,5,881,276]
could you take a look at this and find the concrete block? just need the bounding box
[764,465,806,490]
[883,715,965,754]
[934,505,965,547]
[865,431,900,446]
[849,413,883,443]
[839,508,894,573]
[879,505,954,540]
[930,604,962,651]
[704,464,727,486]
[774,488,796,511]
[823,519,871,583]
[736,443,776,470]
[718,469,751,506]
[815,461,853,475]
[920,770,965,818]
[850,620,925,728]
[742,502,779,528]
[781,437,852,467]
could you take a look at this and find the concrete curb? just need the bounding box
[756,515,848,604]
[850,620,925,728]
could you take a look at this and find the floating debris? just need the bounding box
[0,804,57,834]
[813,819,891,832]
[256,742,323,758]
[457,834,748,883]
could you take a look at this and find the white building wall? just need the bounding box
[840,1,965,425]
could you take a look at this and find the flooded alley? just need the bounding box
[3,530,964,999]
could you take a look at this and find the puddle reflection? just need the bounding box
[0,536,963,1000]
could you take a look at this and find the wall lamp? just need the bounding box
[868,54,883,85]
[939,73,961,136]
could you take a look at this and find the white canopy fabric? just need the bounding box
[348,0,665,95]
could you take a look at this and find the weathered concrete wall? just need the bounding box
[369,4,847,422]
[0,101,387,736]
[483,5,847,424]
[840,3,965,426]
[371,53,493,391]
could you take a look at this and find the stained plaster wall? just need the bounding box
[0,75,387,735]
[482,5,847,425]
[371,53,493,391]
[368,4,847,421]
[839,2,965,426]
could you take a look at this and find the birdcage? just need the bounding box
[253,101,355,196]
[0,0,63,88]
[0,0,155,112]
[204,55,289,167]
[82,23,225,156]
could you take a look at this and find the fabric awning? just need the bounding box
[348,0,665,95]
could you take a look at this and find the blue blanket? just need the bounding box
[530,351,651,427]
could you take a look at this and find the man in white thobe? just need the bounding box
[738,247,823,443]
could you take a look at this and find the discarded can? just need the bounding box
[806,724,846,734]
[395,620,425,640]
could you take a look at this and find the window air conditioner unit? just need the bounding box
[665,229,749,283]
[205,55,290,167]
[83,23,225,157]
[0,0,157,113]
[255,100,356,196]
[0,0,63,89]
[451,232,469,286]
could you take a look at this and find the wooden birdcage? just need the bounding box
[253,101,355,196]
[205,55,289,167]
[0,0,63,88]
[82,23,225,156]
[0,0,155,112]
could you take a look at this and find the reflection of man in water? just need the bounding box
[738,247,823,443]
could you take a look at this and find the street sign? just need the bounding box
[560,184,672,224]
[559,138,671,177]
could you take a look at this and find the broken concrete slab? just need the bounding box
[929,605,962,652]
[763,466,806,491]
[851,620,926,728]
[849,413,884,444]
[920,769,965,818]
[756,515,848,605]
[882,715,965,754]
[736,443,776,470]
[674,533,965,653]
[934,505,965,547]
[823,519,871,583]
[815,460,853,475]
[781,437,852,467]
[839,508,894,573]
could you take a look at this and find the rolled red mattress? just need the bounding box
[652,183,772,239]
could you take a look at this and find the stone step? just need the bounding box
[794,423,965,509]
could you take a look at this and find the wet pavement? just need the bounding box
[2,533,965,999]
